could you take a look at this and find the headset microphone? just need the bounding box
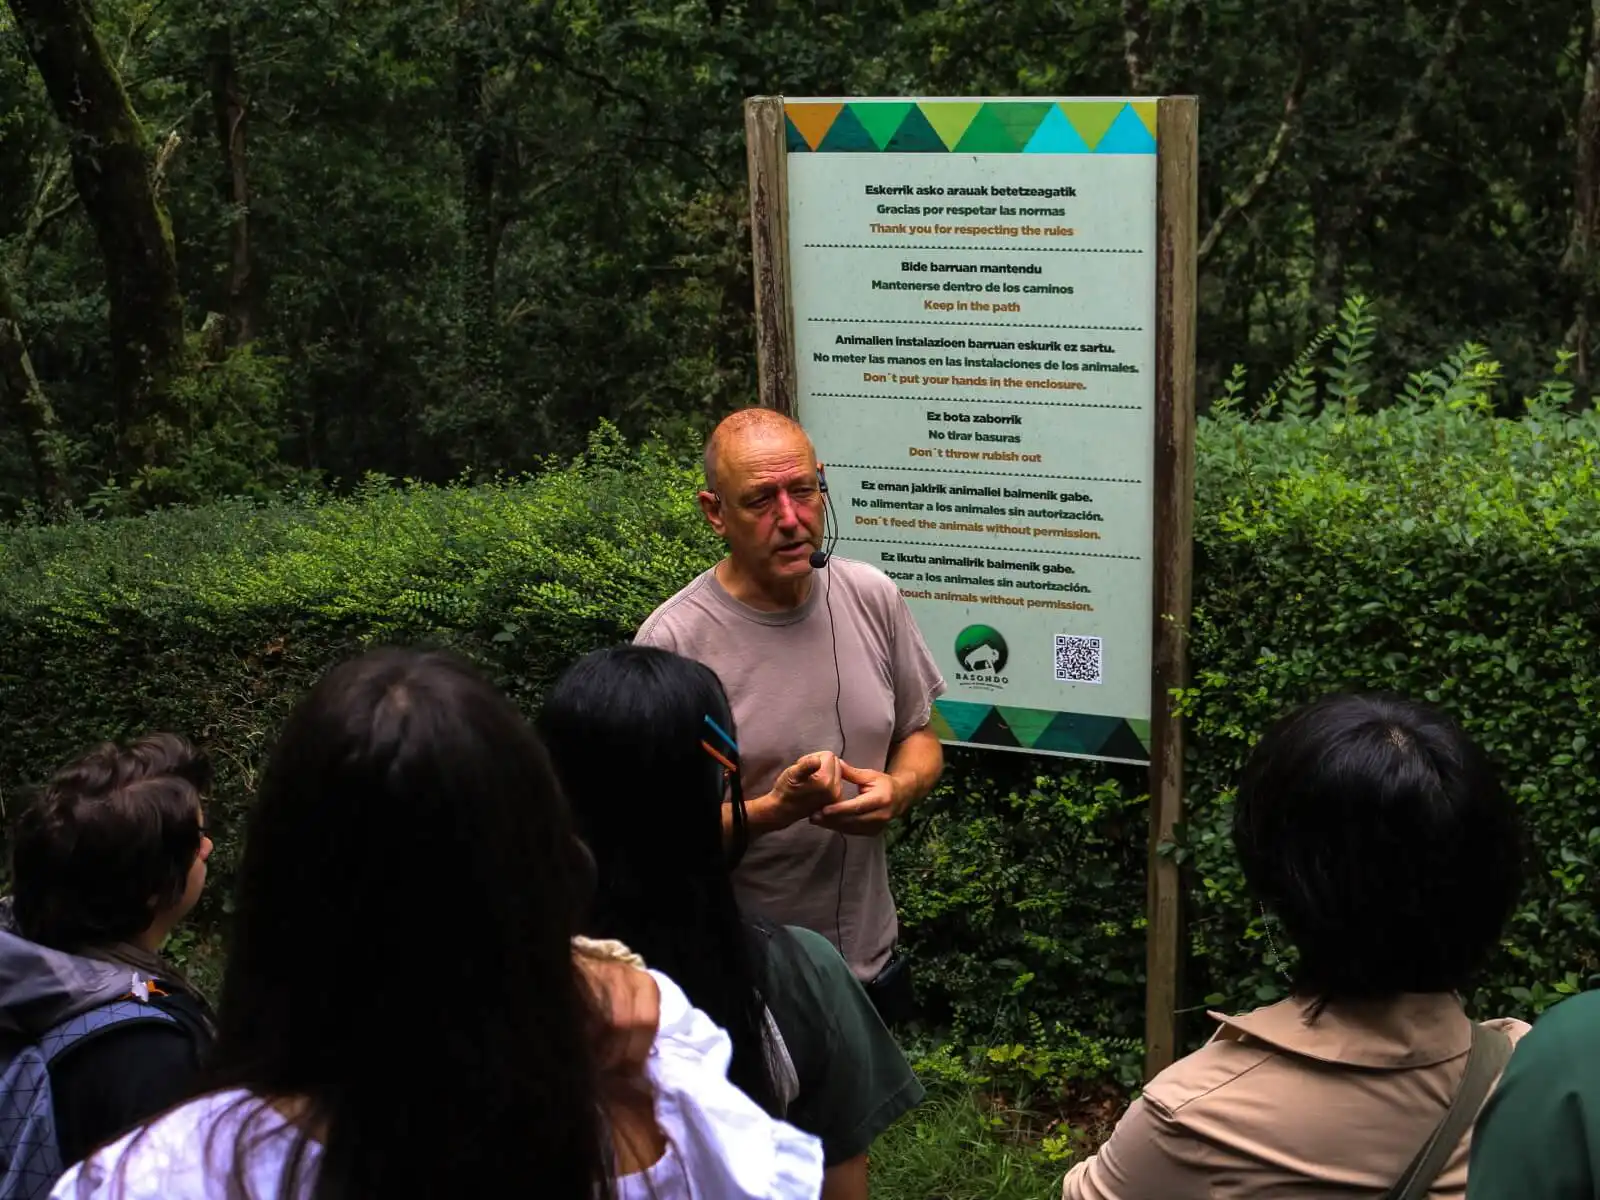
[809,466,836,569]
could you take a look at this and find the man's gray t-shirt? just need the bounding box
[635,557,946,980]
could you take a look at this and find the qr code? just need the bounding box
[1054,634,1103,684]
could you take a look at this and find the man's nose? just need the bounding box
[774,491,801,528]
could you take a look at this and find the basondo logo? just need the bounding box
[954,624,1009,676]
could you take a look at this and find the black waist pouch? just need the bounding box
[865,953,914,1026]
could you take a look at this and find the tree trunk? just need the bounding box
[6,0,187,472]
[1563,0,1600,404]
[457,3,501,329]
[1198,41,1310,267]
[1120,0,1150,93]
[0,268,69,508]
[453,0,506,439]
[1310,0,1473,316]
[208,24,256,347]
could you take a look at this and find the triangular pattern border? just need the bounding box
[932,699,1152,764]
[783,100,1160,155]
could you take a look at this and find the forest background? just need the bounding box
[0,0,1595,513]
[3,2,1599,1193]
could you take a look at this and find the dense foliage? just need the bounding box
[0,0,1595,517]
[3,316,1596,1092]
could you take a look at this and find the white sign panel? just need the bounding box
[785,98,1157,762]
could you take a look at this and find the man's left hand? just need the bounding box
[811,761,903,836]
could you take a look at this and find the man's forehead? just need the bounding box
[717,431,816,488]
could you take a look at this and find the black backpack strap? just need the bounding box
[39,998,182,1070]
[141,983,216,1048]
[1384,1023,1513,1200]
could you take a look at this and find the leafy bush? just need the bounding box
[2,312,1598,1090]
[0,427,718,933]
[1182,308,1600,1025]
[901,306,1600,1082]
[870,1088,1071,1200]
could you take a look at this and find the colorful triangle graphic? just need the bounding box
[1032,712,1121,756]
[934,701,1153,760]
[988,102,1055,150]
[783,98,1158,155]
[885,104,947,152]
[850,102,913,150]
[1095,104,1157,154]
[1024,105,1091,153]
[933,699,992,743]
[919,101,982,149]
[1060,101,1125,151]
[995,706,1056,748]
[817,104,878,152]
[973,706,1021,747]
[954,104,1019,153]
[1096,720,1152,762]
[784,102,844,151]
[1130,100,1158,140]
[785,117,811,153]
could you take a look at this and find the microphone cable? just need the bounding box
[815,475,850,963]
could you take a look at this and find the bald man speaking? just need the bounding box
[636,409,946,1016]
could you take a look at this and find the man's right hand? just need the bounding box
[745,750,842,835]
[775,750,843,816]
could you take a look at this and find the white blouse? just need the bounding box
[51,971,822,1200]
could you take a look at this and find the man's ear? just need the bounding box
[697,490,728,538]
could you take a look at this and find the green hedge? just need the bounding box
[3,316,1598,1090]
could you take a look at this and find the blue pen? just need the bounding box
[703,714,739,754]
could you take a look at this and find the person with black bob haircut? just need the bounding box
[1061,692,1526,1200]
[540,643,924,1200]
[0,733,217,1174]
[53,647,822,1200]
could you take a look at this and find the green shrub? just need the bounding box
[901,310,1600,1080]
[1182,322,1600,1025]
[870,1087,1069,1200]
[0,427,720,938]
[2,313,1598,1091]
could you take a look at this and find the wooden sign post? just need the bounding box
[745,95,1197,1079]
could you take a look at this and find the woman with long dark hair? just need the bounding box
[54,648,821,1200]
[539,644,923,1200]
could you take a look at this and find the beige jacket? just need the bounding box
[1063,994,1528,1200]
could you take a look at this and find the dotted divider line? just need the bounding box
[803,244,1144,253]
[808,319,1143,330]
[831,464,1142,484]
[846,537,1141,562]
[814,392,1140,410]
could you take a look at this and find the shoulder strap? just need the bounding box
[1385,1023,1513,1200]
[37,997,181,1068]
[753,926,823,1102]
[760,1005,801,1114]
